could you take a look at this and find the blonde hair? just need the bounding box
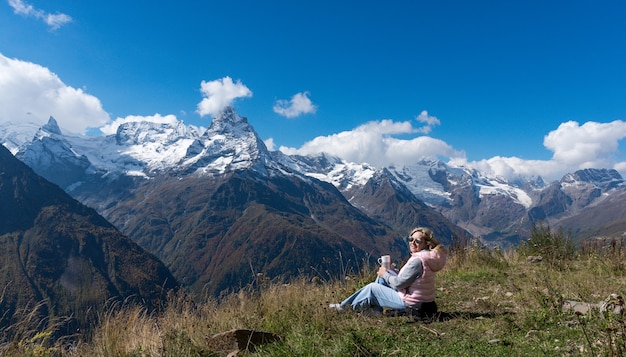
[410,227,448,255]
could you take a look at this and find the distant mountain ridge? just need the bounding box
[2,108,625,295]
[5,112,626,239]
[283,149,626,243]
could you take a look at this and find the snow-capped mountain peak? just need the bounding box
[205,106,249,135]
[0,120,45,154]
[560,168,625,190]
[115,120,194,146]
[40,116,62,136]
[6,107,286,182]
[275,152,377,190]
[180,106,276,175]
[386,160,452,205]
[472,171,533,208]
[16,116,91,188]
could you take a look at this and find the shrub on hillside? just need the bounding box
[519,222,576,263]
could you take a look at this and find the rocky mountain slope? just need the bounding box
[282,149,626,245]
[0,144,178,333]
[388,163,625,244]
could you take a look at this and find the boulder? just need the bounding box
[205,329,283,356]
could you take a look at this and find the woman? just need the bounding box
[329,227,448,318]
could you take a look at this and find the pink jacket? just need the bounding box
[397,248,447,306]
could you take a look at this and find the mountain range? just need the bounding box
[2,107,625,296]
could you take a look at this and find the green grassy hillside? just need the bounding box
[3,234,626,356]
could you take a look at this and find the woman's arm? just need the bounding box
[384,258,423,290]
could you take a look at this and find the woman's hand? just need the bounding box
[377,266,388,277]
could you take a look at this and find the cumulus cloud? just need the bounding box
[8,0,72,30]
[196,77,252,117]
[280,117,463,167]
[462,120,626,181]
[273,91,317,118]
[279,110,626,182]
[614,161,626,174]
[545,120,626,167]
[415,110,440,134]
[99,113,180,135]
[463,156,564,181]
[0,53,110,133]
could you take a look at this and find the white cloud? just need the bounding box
[614,161,626,174]
[464,156,564,180]
[196,77,252,117]
[0,53,110,133]
[273,91,317,118]
[8,0,72,30]
[462,120,626,181]
[280,118,463,167]
[415,110,440,134]
[99,114,179,135]
[280,113,626,182]
[264,137,276,151]
[544,120,626,167]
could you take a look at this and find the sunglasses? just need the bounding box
[406,236,421,244]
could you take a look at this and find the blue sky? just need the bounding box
[1,0,626,181]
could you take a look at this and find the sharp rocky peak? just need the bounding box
[205,106,254,137]
[41,116,62,135]
[561,168,625,190]
[180,106,276,175]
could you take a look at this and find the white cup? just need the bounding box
[378,255,391,269]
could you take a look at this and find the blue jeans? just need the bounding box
[340,277,407,311]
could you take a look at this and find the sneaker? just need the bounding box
[329,303,344,311]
